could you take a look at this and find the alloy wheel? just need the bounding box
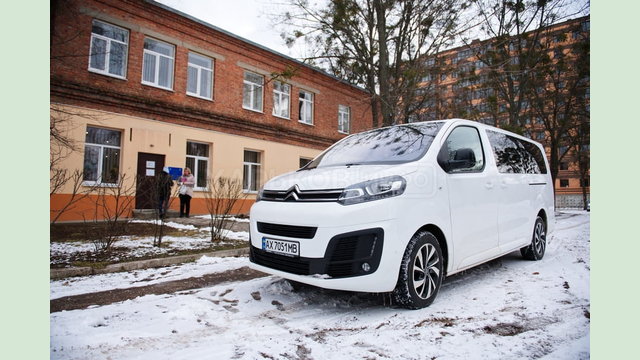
[533,221,546,255]
[413,243,441,299]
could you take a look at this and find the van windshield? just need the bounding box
[304,121,444,169]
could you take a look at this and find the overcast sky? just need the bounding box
[156,0,301,58]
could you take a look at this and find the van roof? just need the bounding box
[405,118,545,148]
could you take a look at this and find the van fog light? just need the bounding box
[361,263,371,272]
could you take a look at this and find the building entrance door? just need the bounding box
[136,152,165,209]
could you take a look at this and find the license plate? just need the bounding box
[262,237,300,257]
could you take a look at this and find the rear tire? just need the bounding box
[392,231,444,309]
[521,216,547,260]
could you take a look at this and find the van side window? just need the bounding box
[519,139,548,174]
[438,126,485,173]
[486,130,547,174]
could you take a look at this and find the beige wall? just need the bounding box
[52,104,323,199]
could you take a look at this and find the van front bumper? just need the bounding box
[248,201,405,292]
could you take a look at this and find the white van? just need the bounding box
[249,119,554,309]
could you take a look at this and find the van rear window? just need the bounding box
[304,122,444,169]
[486,130,548,174]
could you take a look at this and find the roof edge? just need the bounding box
[145,0,370,94]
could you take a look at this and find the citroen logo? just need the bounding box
[283,185,301,201]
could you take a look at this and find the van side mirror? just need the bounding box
[438,147,476,172]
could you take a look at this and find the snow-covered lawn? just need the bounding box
[51,220,249,266]
[50,211,590,359]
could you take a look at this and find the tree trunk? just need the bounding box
[374,0,393,126]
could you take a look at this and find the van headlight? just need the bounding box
[338,176,407,205]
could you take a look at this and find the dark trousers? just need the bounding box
[158,195,170,218]
[179,194,192,217]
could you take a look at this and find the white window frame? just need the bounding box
[186,52,214,100]
[298,90,314,125]
[338,105,351,134]
[88,20,129,79]
[186,141,210,191]
[243,150,261,193]
[141,38,175,91]
[272,81,291,119]
[243,71,264,112]
[83,126,122,186]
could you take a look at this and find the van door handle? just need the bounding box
[485,181,494,189]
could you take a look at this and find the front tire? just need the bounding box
[392,231,444,309]
[521,216,547,260]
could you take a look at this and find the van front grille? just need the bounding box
[257,222,317,239]
[250,247,310,275]
[261,186,342,203]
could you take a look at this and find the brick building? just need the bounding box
[50,0,373,221]
[414,16,590,208]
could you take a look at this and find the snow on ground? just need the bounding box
[192,215,251,223]
[50,211,590,360]
[50,256,249,299]
[130,219,199,230]
[51,220,248,265]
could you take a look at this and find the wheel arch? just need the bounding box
[415,224,449,276]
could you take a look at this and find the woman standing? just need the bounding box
[178,167,195,218]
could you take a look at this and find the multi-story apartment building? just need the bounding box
[50,0,373,222]
[415,16,590,208]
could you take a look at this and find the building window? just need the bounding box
[243,71,264,112]
[186,141,209,189]
[338,105,350,134]
[88,20,128,78]
[560,162,569,171]
[272,81,290,119]
[243,150,261,192]
[142,38,175,90]
[299,90,314,125]
[580,178,590,187]
[83,126,121,184]
[560,179,570,188]
[187,52,213,100]
[300,157,312,168]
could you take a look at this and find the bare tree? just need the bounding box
[50,170,100,224]
[50,104,102,224]
[277,0,467,127]
[465,0,589,130]
[89,173,137,251]
[141,173,179,248]
[526,19,590,183]
[569,91,590,210]
[203,177,246,242]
